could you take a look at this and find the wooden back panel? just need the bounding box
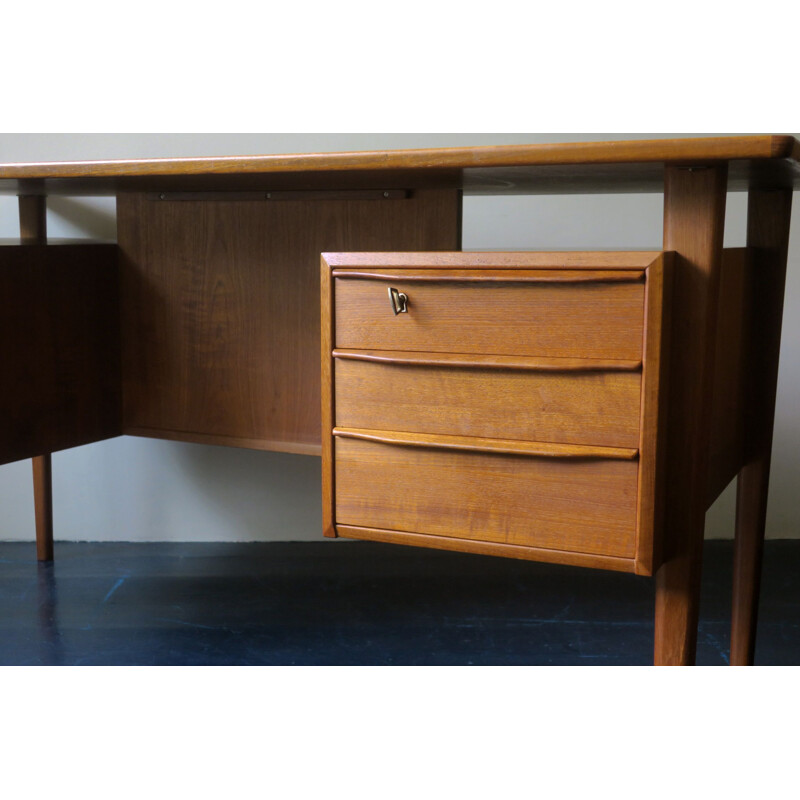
[118,189,461,454]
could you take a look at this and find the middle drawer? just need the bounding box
[334,352,642,449]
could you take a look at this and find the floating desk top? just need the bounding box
[1,135,799,196]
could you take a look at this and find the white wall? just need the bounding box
[1,133,798,542]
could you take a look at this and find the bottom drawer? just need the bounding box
[334,435,639,560]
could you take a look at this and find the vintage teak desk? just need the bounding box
[1,137,798,666]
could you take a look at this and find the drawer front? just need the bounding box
[334,277,645,360]
[334,436,639,559]
[334,356,642,448]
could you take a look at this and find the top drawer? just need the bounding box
[331,261,646,361]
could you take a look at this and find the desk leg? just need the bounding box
[730,189,793,666]
[19,194,55,562]
[32,455,54,561]
[654,165,727,665]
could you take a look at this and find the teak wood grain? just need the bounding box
[333,427,638,460]
[334,436,639,559]
[334,275,645,361]
[336,526,639,573]
[634,254,672,576]
[0,244,122,466]
[731,189,794,665]
[333,349,642,371]
[321,251,336,538]
[118,189,461,454]
[322,251,669,575]
[331,269,644,283]
[18,196,47,244]
[706,248,751,507]
[654,165,728,666]
[1,137,798,196]
[334,357,642,448]
[31,455,54,561]
[2,137,794,178]
[323,251,661,269]
[18,195,54,562]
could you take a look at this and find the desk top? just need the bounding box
[1,136,799,196]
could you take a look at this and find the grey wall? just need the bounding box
[1,133,798,543]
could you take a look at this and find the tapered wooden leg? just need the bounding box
[654,165,727,665]
[33,454,54,561]
[19,194,55,562]
[730,189,793,665]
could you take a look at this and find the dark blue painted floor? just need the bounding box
[0,540,797,665]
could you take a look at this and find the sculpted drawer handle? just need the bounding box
[333,427,639,461]
[388,286,408,315]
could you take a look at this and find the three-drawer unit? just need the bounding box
[321,252,671,576]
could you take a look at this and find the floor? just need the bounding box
[0,540,797,665]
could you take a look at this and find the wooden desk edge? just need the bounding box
[0,136,796,180]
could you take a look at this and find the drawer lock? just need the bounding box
[388,287,409,315]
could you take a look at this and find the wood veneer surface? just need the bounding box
[335,358,642,448]
[118,190,460,450]
[334,436,639,558]
[0,244,121,466]
[334,277,645,360]
[654,164,728,665]
[322,251,670,572]
[2,137,798,195]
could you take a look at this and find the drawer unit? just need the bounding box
[322,252,671,576]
